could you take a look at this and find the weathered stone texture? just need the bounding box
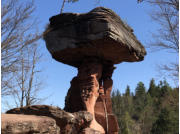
[94,63,119,134]
[81,128,103,134]
[64,58,119,133]
[43,7,146,67]
[6,105,94,134]
[42,6,147,134]
[2,114,60,134]
[65,58,105,133]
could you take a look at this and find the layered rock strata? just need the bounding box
[43,7,146,67]
[64,58,105,133]
[5,105,100,134]
[43,6,146,134]
[94,63,119,134]
[64,58,119,133]
[2,114,60,134]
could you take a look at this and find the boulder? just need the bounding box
[1,114,60,134]
[6,105,95,134]
[43,7,146,67]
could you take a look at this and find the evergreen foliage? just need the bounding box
[111,79,178,134]
[125,85,130,96]
[148,79,157,97]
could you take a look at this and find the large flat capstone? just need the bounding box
[43,7,146,67]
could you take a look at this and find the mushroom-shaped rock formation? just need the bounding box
[43,7,146,134]
[44,7,146,67]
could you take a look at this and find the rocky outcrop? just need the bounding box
[65,58,105,133]
[64,58,119,133]
[5,105,97,134]
[42,6,146,134]
[43,7,146,67]
[94,63,119,134]
[2,114,60,134]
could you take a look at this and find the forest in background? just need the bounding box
[2,0,179,133]
[111,79,179,134]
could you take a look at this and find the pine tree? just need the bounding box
[148,78,157,97]
[141,93,155,134]
[133,82,146,121]
[111,79,178,134]
[112,90,122,116]
[159,80,172,97]
[160,88,179,134]
[135,82,146,97]
[123,85,133,115]
[151,108,178,134]
[119,112,134,134]
[125,85,130,96]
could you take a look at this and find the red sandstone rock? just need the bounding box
[94,64,119,133]
[65,58,105,133]
[81,128,102,134]
[64,58,119,133]
[6,105,94,134]
[1,114,60,134]
[43,6,146,134]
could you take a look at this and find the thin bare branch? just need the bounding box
[2,0,47,109]
[141,0,179,82]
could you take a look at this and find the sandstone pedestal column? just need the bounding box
[64,58,119,133]
[78,58,104,133]
[95,63,119,134]
[43,7,146,134]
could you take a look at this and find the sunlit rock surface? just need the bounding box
[4,105,99,134]
[2,114,60,134]
[42,7,146,134]
[43,7,146,67]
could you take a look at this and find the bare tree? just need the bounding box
[60,0,79,13]
[11,44,44,107]
[140,0,179,83]
[1,0,46,108]
[147,0,179,52]
[1,0,42,96]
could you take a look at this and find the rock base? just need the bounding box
[2,114,60,134]
[64,58,119,133]
[3,105,103,134]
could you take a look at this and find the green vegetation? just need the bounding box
[111,79,179,134]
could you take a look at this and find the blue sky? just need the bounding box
[3,0,177,111]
